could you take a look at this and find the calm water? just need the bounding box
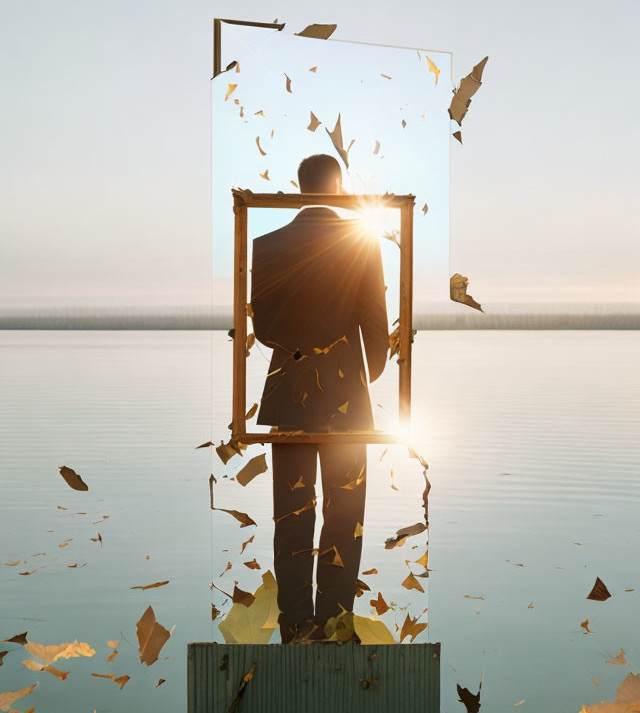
[1,330,638,712]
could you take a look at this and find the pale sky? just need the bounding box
[1,0,639,309]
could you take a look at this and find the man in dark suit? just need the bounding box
[250,154,389,643]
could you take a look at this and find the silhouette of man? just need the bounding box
[250,154,389,643]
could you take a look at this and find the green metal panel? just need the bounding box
[187,642,440,713]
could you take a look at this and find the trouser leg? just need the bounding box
[271,442,318,641]
[315,443,367,630]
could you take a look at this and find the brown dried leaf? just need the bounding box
[0,651,7,666]
[59,466,88,492]
[402,572,425,593]
[457,683,482,713]
[337,401,349,414]
[587,576,612,601]
[216,508,256,528]
[284,74,292,93]
[450,273,483,312]
[295,23,337,39]
[449,57,489,125]
[370,592,390,616]
[274,497,316,523]
[605,649,628,665]
[399,614,427,643]
[236,453,268,487]
[255,136,266,156]
[244,559,261,570]
[325,114,354,169]
[307,112,321,132]
[581,618,592,634]
[215,439,245,465]
[130,581,170,591]
[245,403,258,420]
[422,203,428,215]
[232,584,256,608]
[156,678,166,687]
[0,683,38,710]
[259,169,269,181]
[453,130,462,144]
[240,535,254,554]
[1,632,28,645]
[355,578,370,597]
[362,568,378,576]
[91,672,130,689]
[289,476,306,490]
[136,605,170,666]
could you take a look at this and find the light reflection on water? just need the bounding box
[0,330,638,712]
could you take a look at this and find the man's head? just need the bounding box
[297,154,343,194]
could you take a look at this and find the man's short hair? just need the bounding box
[297,154,342,193]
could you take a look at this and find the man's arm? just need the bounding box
[356,237,389,382]
[250,237,286,349]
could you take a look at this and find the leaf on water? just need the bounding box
[215,508,257,528]
[425,55,440,85]
[295,23,337,39]
[457,683,482,713]
[59,466,88,492]
[353,615,395,644]
[22,661,70,680]
[528,602,534,609]
[236,453,268,487]
[240,537,255,557]
[259,169,270,180]
[136,605,170,666]
[370,592,390,616]
[18,568,39,576]
[244,559,261,570]
[255,136,267,155]
[450,273,483,312]
[284,74,292,93]
[270,129,274,139]
[289,476,306,490]
[581,672,640,712]
[1,632,28,645]
[219,571,280,644]
[587,576,612,601]
[386,522,426,549]
[605,649,628,665]
[0,683,38,710]
[325,114,354,169]
[224,84,237,102]
[340,464,366,491]
[581,618,592,634]
[399,614,427,643]
[453,131,463,144]
[5,560,22,566]
[449,56,489,125]
[354,522,363,539]
[362,568,378,575]
[24,639,95,666]
[274,497,316,523]
[402,572,425,593]
[465,594,485,600]
[130,581,170,591]
[245,403,258,420]
[90,533,103,546]
[338,401,349,414]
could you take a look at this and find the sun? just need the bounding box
[354,199,399,240]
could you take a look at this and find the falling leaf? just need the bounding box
[255,136,267,156]
[605,649,629,665]
[24,639,95,667]
[422,203,428,215]
[402,572,425,593]
[236,453,268,487]
[449,56,489,125]
[321,546,344,568]
[211,604,221,621]
[90,533,103,546]
[528,602,534,609]
[373,140,381,155]
[289,476,306,490]
[399,614,427,643]
[465,594,485,600]
[219,571,280,644]
[309,66,317,73]
[515,700,526,706]
[18,568,38,576]
[136,606,170,666]
[215,439,245,465]
[307,111,321,132]
[295,23,337,39]
[284,74,292,93]
[259,169,270,180]
[270,129,274,139]
[313,334,348,355]
[592,678,600,686]
[354,522,363,539]
[0,651,7,666]
[337,401,349,415]
[401,118,407,129]
[244,559,261,570]
[5,559,22,566]
[214,508,257,528]
[0,683,38,711]
[587,576,612,601]
[59,466,88,491]
[420,55,440,88]
[130,581,170,591]
[340,464,366,491]
[355,579,370,598]
[91,672,130,689]
[274,497,316,523]
[1,632,28,645]
[380,73,392,80]
[239,537,255,557]
[362,568,378,576]
[370,592,390,616]
[254,109,264,116]
[457,683,482,713]
[325,114,354,169]
[450,273,483,312]
[224,84,237,102]
[385,522,426,549]
[389,469,399,491]
[233,585,256,608]
[290,180,299,188]
[156,678,166,687]
[581,618,592,634]
[453,130,463,144]
[245,403,258,420]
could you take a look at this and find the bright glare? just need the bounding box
[354,202,399,241]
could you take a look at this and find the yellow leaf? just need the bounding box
[24,639,95,666]
[353,615,395,644]
[450,273,483,312]
[338,401,349,414]
[402,572,425,593]
[224,84,237,101]
[354,522,363,539]
[309,66,317,73]
[425,55,440,85]
[219,571,280,644]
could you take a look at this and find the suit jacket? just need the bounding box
[250,206,389,431]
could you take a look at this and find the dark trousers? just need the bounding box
[271,442,367,634]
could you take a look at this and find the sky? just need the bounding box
[1,0,639,309]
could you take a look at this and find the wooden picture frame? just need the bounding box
[231,188,414,445]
